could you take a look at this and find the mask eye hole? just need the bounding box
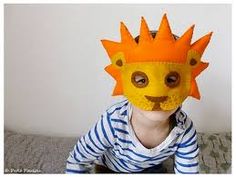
[131,71,149,88]
[165,71,180,88]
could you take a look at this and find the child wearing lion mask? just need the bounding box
[66,14,212,174]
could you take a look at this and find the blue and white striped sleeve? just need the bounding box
[65,112,115,174]
[174,118,199,174]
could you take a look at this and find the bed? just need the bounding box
[4,130,231,174]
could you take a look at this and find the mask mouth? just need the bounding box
[145,95,168,111]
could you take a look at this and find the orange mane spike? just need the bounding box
[176,25,195,46]
[155,14,175,42]
[190,62,209,99]
[191,32,213,56]
[192,62,209,79]
[189,79,201,99]
[120,22,137,46]
[104,65,123,95]
[139,17,153,44]
[101,40,121,59]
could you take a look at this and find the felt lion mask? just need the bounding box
[101,14,212,111]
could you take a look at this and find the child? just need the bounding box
[65,14,212,174]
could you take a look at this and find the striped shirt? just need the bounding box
[66,100,199,174]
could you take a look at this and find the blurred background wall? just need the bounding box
[4,4,231,137]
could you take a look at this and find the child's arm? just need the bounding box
[174,119,199,174]
[65,112,114,173]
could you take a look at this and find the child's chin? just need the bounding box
[136,107,177,121]
[146,112,173,121]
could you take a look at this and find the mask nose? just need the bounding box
[145,95,168,102]
[145,95,168,111]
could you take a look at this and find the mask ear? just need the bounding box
[186,49,201,68]
[111,52,126,69]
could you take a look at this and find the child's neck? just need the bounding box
[130,105,177,149]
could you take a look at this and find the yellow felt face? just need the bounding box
[121,62,191,111]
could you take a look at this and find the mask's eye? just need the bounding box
[131,71,149,88]
[165,71,180,88]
